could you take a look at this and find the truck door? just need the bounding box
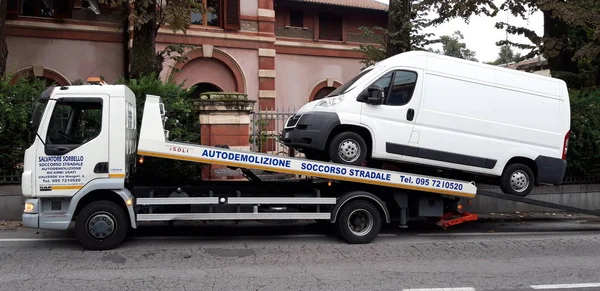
[360,68,424,159]
[35,96,109,197]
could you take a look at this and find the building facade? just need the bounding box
[5,0,388,111]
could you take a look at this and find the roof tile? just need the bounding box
[289,0,388,11]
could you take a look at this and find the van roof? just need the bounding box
[377,50,565,85]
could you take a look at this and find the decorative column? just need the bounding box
[195,93,256,181]
[257,0,277,153]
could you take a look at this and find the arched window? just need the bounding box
[190,82,223,99]
[313,86,336,100]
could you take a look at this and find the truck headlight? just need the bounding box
[315,95,344,108]
[24,200,38,214]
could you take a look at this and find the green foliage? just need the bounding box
[565,88,600,178]
[0,75,47,175]
[352,27,387,68]
[352,1,436,68]
[100,0,205,33]
[487,44,525,65]
[115,73,203,185]
[429,30,478,61]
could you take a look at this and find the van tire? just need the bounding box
[329,132,368,166]
[500,163,535,196]
[75,201,128,250]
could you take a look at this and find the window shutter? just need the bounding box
[7,0,20,16]
[54,0,74,19]
[223,0,240,30]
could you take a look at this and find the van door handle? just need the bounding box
[407,108,415,121]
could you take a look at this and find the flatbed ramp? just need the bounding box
[477,190,600,217]
[136,95,477,199]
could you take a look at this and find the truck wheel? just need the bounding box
[500,163,535,196]
[75,201,129,250]
[329,132,367,166]
[337,200,381,244]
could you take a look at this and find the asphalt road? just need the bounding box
[1,214,600,291]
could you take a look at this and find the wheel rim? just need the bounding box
[510,170,530,192]
[338,139,361,163]
[86,211,117,240]
[347,209,373,237]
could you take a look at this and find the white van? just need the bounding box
[281,51,571,196]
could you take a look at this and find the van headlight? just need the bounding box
[315,95,344,108]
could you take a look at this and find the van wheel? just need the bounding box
[329,132,368,166]
[500,163,535,196]
[75,201,128,250]
[337,200,381,244]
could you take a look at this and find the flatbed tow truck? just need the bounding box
[19,81,600,250]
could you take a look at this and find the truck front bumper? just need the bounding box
[22,198,40,228]
[22,213,39,228]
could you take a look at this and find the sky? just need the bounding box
[374,0,544,63]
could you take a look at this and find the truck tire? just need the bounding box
[329,132,367,166]
[500,163,535,197]
[75,201,129,250]
[336,200,381,244]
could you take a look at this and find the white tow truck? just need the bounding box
[20,79,485,250]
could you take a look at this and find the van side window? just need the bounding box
[386,71,418,106]
[46,100,103,146]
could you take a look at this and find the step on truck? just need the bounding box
[21,80,482,250]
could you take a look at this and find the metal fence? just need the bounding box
[250,109,304,158]
[0,169,22,185]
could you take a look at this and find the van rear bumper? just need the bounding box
[535,155,567,185]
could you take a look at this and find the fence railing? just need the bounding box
[250,110,305,158]
[0,169,22,185]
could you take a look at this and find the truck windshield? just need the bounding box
[327,68,374,97]
[31,99,49,133]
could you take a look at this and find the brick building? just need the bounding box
[5,0,388,111]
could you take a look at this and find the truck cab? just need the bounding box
[21,79,138,233]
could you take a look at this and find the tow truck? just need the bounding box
[19,79,600,250]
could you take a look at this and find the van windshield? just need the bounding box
[327,68,374,97]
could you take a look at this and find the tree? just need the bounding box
[100,0,204,79]
[430,30,478,61]
[352,0,435,68]
[488,44,525,65]
[0,0,8,77]
[386,0,412,58]
[420,0,600,88]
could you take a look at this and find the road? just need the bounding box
[1,214,600,291]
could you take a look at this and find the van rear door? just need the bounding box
[359,68,424,159]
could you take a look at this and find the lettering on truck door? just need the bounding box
[360,68,424,159]
[35,96,110,197]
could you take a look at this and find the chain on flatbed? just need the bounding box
[137,95,478,198]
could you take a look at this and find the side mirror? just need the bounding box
[360,85,384,105]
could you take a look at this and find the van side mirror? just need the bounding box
[358,85,384,105]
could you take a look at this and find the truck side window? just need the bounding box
[385,71,417,106]
[46,100,103,145]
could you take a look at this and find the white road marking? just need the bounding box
[0,232,397,243]
[531,283,600,289]
[0,238,75,242]
[402,288,475,291]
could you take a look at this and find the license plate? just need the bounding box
[285,132,290,138]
